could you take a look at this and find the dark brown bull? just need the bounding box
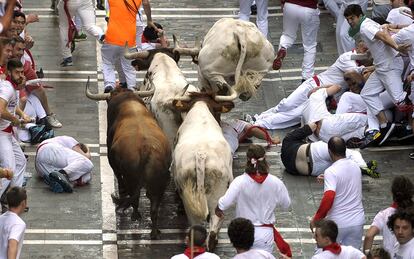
[85,79,171,239]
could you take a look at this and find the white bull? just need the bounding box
[139,53,198,147]
[171,89,237,251]
[197,18,275,101]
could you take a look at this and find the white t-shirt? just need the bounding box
[302,88,331,124]
[393,24,414,68]
[222,119,249,155]
[318,50,362,89]
[371,206,397,255]
[310,142,366,176]
[312,245,365,258]
[233,249,276,259]
[393,237,414,259]
[360,18,398,70]
[386,7,413,25]
[218,173,291,226]
[171,252,220,259]
[324,158,365,228]
[0,211,26,259]
[40,136,79,149]
[0,80,18,131]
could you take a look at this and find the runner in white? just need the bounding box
[35,135,93,193]
[273,0,320,80]
[386,0,412,26]
[363,176,414,255]
[310,137,365,249]
[0,187,27,258]
[0,60,29,199]
[254,42,369,124]
[387,208,414,258]
[170,225,220,259]
[216,144,292,257]
[344,4,411,147]
[311,219,366,259]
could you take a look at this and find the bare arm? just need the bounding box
[374,30,410,54]
[7,239,18,259]
[0,0,17,33]
[363,226,380,253]
[142,0,156,30]
[244,125,280,144]
[0,98,20,126]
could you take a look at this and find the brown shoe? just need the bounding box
[273,47,287,70]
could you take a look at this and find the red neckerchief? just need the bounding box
[323,243,342,255]
[247,171,268,184]
[6,76,19,90]
[183,246,206,258]
[391,202,398,208]
[141,34,149,43]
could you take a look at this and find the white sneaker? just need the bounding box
[46,114,62,128]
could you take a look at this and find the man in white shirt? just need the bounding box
[0,59,30,200]
[363,176,414,255]
[386,208,414,259]
[311,219,366,259]
[344,4,411,147]
[228,218,275,259]
[35,136,94,193]
[171,225,220,259]
[215,144,292,257]
[386,0,413,25]
[310,137,365,249]
[0,187,27,259]
[253,42,369,128]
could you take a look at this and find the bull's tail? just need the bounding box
[233,31,247,88]
[180,151,209,224]
[233,31,262,97]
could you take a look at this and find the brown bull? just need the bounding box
[85,80,171,239]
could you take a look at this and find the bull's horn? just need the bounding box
[134,87,155,97]
[85,77,110,101]
[214,86,238,102]
[123,41,150,60]
[172,34,200,56]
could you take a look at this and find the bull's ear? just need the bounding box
[219,102,235,113]
[172,99,191,111]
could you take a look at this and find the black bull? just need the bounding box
[107,90,171,240]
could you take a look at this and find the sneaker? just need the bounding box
[96,3,105,10]
[360,129,381,149]
[99,34,105,44]
[241,113,255,124]
[60,57,73,67]
[29,125,46,144]
[43,174,64,193]
[104,85,114,93]
[39,129,55,142]
[367,160,378,172]
[250,4,257,15]
[49,171,73,193]
[74,32,87,42]
[393,125,414,140]
[361,167,380,178]
[379,123,396,146]
[273,47,287,70]
[36,68,44,78]
[346,137,363,148]
[46,113,62,128]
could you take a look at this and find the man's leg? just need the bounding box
[274,79,317,113]
[78,0,104,39]
[322,0,340,19]
[119,46,137,89]
[10,136,26,189]
[319,113,367,142]
[336,5,354,55]
[63,149,94,182]
[239,0,254,21]
[336,92,366,114]
[254,104,304,129]
[301,7,320,80]
[0,133,14,198]
[338,225,363,249]
[255,0,269,37]
[101,43,118,92]
[57,0,73,62]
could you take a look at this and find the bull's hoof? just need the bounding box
[131,211,142,221]
[150,229,161,240]
[207,232,218,251]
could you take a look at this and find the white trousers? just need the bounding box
[239,0,269,37]
[323,0,341,19]
[279,2,320,79]
[0,132,26,198]
[253,226,274,254]
[101,44,137,89]
[58,0,103,58]
[319,113,367,142]
[254,103,304,129]
[36,143,93,184]
[337,224,364,249]
[336,91,367,114]
[17,94,47,142]
[336,1,368,55]
[361,57,406,116]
